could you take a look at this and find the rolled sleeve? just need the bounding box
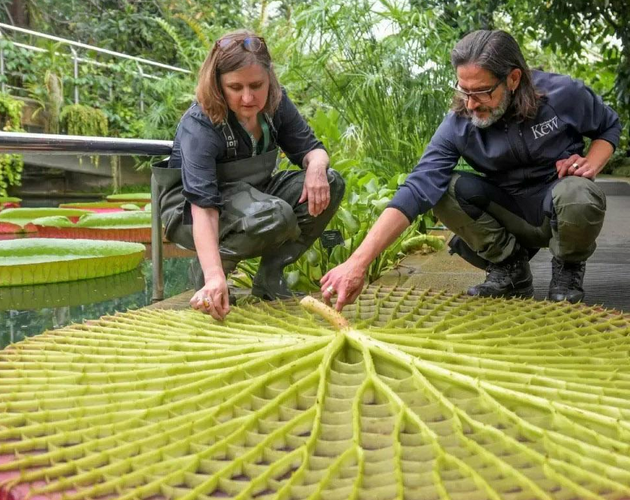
[388,117,461,222]
[178,112,224,210]
[275,90,326,166]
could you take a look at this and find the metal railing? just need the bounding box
[0,22,191,107]
[0,131,173,302]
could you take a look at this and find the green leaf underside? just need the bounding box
[0,238,145,286]
[1,286,629,499]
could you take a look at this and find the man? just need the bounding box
[321,29,621,309]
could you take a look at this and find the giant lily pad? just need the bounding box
[0,221,36,239]
[0,197,21,211]
[1,287,629,499]
[58,201,130,213]
[106,192,151,203]
[32,211,154,242]
[0,208,91,227]
[0,238,145,286]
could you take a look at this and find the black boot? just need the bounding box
[252,264,304,301]
[252,242,307,301]
[548,258,585,303]
[467,246,534,298]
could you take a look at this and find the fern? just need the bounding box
[174,13,212,51]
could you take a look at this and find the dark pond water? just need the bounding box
[0,257,195,349]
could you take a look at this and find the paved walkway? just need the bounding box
[152,178,630,313]
[375,178,630,312]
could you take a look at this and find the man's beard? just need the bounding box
[470,90,511,128]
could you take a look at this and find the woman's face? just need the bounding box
[220,63,270,121]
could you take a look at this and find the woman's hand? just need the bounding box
[190,272,231,321]
[299,164,330,217]
[320,258,367,311]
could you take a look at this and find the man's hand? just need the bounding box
[299,164,330,217]
[320,258,367,311]
[556,154,599,179]
[190,272,230,321]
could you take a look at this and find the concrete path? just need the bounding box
[375,178,630,312]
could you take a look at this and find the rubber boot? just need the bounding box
[252,242,307,300]
[467,245,534,298]
[548,258,585,303]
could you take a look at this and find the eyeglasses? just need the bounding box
[215,36,267,54]
[453,79,504,103]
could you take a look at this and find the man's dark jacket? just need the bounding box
[389,70,622,222]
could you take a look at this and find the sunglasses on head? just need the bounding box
[215,35,267,54]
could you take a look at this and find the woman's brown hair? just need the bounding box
[450,30,543,122]
[196,30,282,124]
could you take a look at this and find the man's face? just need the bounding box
[456,64,513,128]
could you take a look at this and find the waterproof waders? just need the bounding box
[153,147,344,300]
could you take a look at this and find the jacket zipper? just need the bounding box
[504,122,520,163]
[518,125,533,164]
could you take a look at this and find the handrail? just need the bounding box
[0,22,191,74]
[0,131,172,155]
[0,131,173,302]
[8,41,160,80]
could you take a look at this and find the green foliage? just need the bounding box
[0,93,24,197]
[283,0,455,179]
[60,104,109,136]
[43,71,64,134]
[235,109,438,291]
[1,289,630,497]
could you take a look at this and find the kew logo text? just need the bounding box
[531,116,559,139]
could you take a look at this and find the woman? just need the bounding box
[153,30,345,321]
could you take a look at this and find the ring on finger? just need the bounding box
[570,162,579,170]
[326,285,335,295]
[202,297,211,308]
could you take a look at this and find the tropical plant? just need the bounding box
[233,109,441,292]
[0,92,24,197]
[1,289,629,498]
[283,0,456,179]
[60,104,108,136]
